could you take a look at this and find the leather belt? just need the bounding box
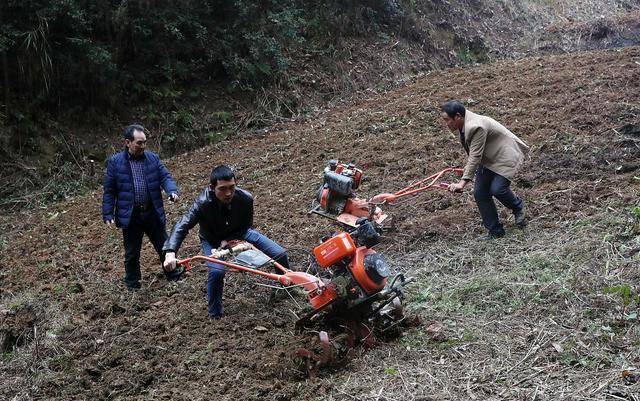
[134,203,151,211]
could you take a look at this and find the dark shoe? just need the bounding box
[514,207,526,228]
[269,287,288,304]
[164,266,185,282]
[483,231,505,240]
[208,314,223,322]
[126,283,141,291]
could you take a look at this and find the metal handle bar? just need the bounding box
[178,255,288,281]
[393,167,463,198]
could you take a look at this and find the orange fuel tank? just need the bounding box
[313,232,356,268]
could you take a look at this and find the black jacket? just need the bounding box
[163,187,253,253]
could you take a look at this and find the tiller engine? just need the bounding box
[295,219,412,374]
[311,160,463,228]
[311,160,388,227]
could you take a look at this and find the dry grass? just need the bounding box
[324,210,640,400]
[0,293,71,400]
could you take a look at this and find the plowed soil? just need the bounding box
[1,46,639,400]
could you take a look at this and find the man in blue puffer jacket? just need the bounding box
[102,124,180,289]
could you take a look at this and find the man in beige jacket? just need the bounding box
[441,100,529,238]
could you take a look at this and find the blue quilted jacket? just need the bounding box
[102,149,179,228]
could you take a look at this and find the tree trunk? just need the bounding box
[2,51,8,113]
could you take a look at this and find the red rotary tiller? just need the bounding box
[310,160,463,228]
[177,219,410,374]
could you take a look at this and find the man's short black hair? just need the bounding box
[441,100,466,118]
[123,124,145,141]
[210,165,235,187]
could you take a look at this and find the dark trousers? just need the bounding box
[473,166,524,236]
[122,208,167,288]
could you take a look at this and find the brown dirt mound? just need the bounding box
[536,11,640,54]
[1,46,640,400]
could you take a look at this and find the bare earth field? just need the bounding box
[1,46,640,400]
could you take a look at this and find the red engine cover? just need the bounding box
[349,247,387,295]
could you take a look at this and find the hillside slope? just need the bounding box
[1,46,640,400]
[3,1,640,212]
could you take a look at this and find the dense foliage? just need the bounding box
[0,0,415,115]
[0,0,422,206]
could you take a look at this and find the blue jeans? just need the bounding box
[201,229,289,317]
[473,166,524,236]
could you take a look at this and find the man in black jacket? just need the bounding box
[163,165,289,319]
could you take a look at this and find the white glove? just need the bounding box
[164,252,177,272]
[168,193,179,202]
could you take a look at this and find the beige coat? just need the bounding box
[461,110,529,181]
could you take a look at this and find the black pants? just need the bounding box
[122,207,167,288]
[473,166,524,236]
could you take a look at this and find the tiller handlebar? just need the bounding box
[369,167,464,204]
[177,245,338,310]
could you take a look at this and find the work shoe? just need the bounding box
[164,266,185,281]
[514,207,526,228]
[268,288,286,304]
[208,314,223,322]
[482,231,505,240]
[125,281,141,291]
